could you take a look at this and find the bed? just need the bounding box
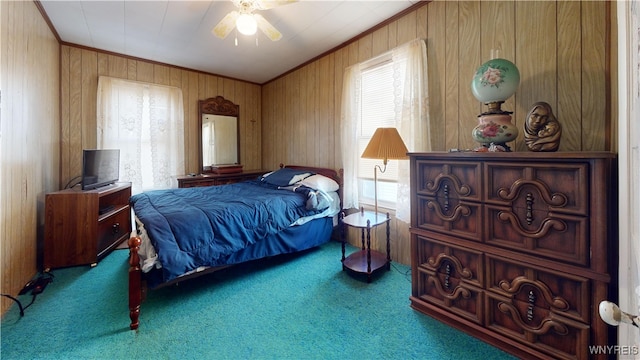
[127,164,343,330]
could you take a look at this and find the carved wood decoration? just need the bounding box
[424,254,473,299]
[199,96,239,117]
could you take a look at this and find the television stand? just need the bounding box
[44,182,132,269]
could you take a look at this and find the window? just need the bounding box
[341,39,429,223]
[357,58,407,210]
[97,77,185,195]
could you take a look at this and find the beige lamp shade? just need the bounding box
[361,127,409,164]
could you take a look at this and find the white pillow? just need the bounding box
[299,174,339,192]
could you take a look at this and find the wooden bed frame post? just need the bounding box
[128,236,142,330]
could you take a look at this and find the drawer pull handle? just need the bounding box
[427,253,473,279]
[499,276,569,311]
[444,263,451,290]
[527,290,536,321]
[426,276,470,299]
[443,184,449,212]
[112,222,120,234]
[526,192,534,225]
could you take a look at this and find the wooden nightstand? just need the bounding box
[340,208,391,282]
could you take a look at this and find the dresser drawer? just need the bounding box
[97,205,130,256]
[416,195,482,241]
[415,268,484,324]
[415,160,482,201]
[414,235,484,287]
[180,180,212,188]
[486,205,589,265]
[486,255,590,323]
[486,291,590,360]
[412,235,484,324]
[484,162,589,216]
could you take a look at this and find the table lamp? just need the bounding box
[470,58,520,151]
[361,127,409,214]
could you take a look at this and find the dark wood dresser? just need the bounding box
[44,182,132,269]
[409,152,617,360]
[177,169,266,188]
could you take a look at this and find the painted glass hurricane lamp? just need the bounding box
[470,58,520,152]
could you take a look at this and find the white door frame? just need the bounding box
[616,1,640,357]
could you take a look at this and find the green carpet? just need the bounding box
[1,241,515,360]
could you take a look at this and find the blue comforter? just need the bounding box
[130,181,324,282]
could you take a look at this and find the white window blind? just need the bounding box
[357,57,407,208]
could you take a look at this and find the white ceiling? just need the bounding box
[40,0,420,84]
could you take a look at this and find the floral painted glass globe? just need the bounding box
[471,58,520,105]
[470,58,520,151]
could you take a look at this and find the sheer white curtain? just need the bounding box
[97,76,185,195]
[340,65,362,210]
[395,39,430,222]
[340,38,430,222]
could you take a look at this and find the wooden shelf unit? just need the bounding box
[44,182,132,269]
[340,209,391,282]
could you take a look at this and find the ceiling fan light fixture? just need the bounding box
[236,13,257,36]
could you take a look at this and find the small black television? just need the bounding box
[81,149,120,190]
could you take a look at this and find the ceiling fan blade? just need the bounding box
[253,13,282,41]
[255,0,297,10]
[212,11,239,39]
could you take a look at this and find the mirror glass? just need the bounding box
[202,114,237,165]
[198,96,240,173]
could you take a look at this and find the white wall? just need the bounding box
[615,1,640,357]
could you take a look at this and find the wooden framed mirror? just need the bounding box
[198,96,240,173]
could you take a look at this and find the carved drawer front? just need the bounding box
[485,256,591,359]
[485,162,588,215]
[416,160,481,200]
[416,195,482,241]
[414,236,483,324]
[486,255,590,323]
[180,180,211,188]
[97,205,130,255]
[414,160,482,241]
[484,162,589,266]
[486,205,588,265]
[486,292,590,360]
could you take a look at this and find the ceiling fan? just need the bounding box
[212,0,296,42]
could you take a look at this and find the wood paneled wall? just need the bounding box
[261,0,615,265]
[0,0,617,317]
[1,1,60,314]
[59,47,263,189]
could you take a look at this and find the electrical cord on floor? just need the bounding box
[391,262,411,282]
[0,294,26,317]
[1,271,55,317]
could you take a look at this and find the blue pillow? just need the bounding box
[261,168,313,187]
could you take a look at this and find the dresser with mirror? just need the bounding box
[179,96,263,188]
